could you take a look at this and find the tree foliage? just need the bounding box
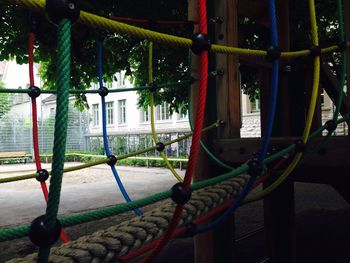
[0,0,190,111]
[0,0,343,111]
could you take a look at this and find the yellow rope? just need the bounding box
[246,0,321,202]
[5,0,349,57]
[148,42,183,182]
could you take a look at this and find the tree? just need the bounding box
[0,0,190,111]
[0,81,11,118]
[0,0,342,111]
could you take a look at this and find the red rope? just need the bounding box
[28,32,70,244]
[137,1,209,262]
[123,154,293,261]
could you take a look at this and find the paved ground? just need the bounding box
[1,163,350,262]
[0,163,181,227]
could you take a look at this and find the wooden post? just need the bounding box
[189,0,240,262]
[260,1,297,263]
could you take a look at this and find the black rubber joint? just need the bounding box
[265,45,281,62]
[46,0,80,24]
[191,33,211,55]
[209,69,224,78]
[309,45,321,57]
[156,142,165,152]
[107,155,117,166]
[294,139,306,153]
[171,183,191,205]
[148,83,158,92]
[337,41,347,52]
[29,215,62,246]
[28,86,41,99]
[325,119,337,133]
[36,169,49,182]
[98,86,109,97]
[247,159,263,177]
[29,14,39,33]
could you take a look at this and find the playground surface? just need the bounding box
[0,162,180,227]
[1,163,350,262]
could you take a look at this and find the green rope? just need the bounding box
[0,80,191,95]
[37,19,71,262]
[3,117,349,243]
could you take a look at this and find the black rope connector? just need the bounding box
[29,13,39,33]
[107,155,117,166]
[191,33,211,55]
[156,142,165,152]
[148,83,158,92]
[29,215,62,247]
[171,183,191,204]
[46,0,80,25]
[209,69,224,78]
[247,159,263,177]
[98,86,109,97]
[325,119,337,133]
[209,16,224,25]
[337,41,347,52]
[294,139,306,153]
[28,86,41,99]
[265,45,281,62]
[36,169,49,182]
[309,45,321,57]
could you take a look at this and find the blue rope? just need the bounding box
[193,0,279,233]
[98,40,143,216]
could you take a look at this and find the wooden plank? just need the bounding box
[213,136,350,168]
[238,0,269,26]
[216,0,240,138]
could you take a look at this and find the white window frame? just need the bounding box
[106,101,114,125]
[118,99,127,125]
[140,107,151,123]
[156,102,171,121]
[92,103,99,127]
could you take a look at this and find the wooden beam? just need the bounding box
[213,136,350,168]
[216,0,240,138]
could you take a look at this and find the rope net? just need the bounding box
[0,0,349,262]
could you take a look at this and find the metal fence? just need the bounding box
[0,104,89,155]
[0,102,192,158]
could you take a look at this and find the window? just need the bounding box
[140,107,150,123]
[179,108,188,120]
[118,99,126,124]
[320,88,325,107]
[92,104,99,126]
[156,102,171,121]
[49,107,55,116]
[250,98,260,113]
[91,82,99,90]
[106,101,114,125]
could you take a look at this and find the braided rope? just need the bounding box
[4,0,349,57]
[6,174,249,263]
